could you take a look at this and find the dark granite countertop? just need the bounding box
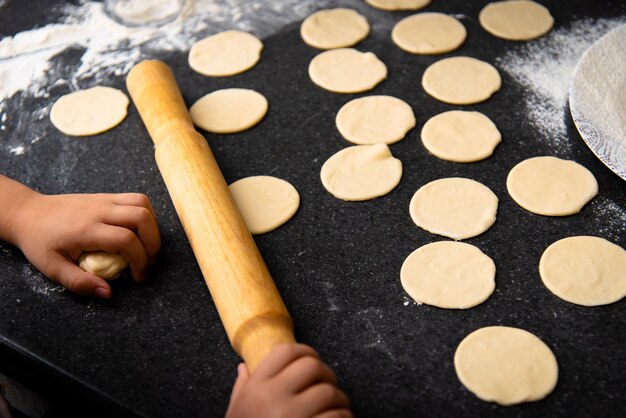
[1,0,625,417]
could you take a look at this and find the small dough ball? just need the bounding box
[321,143,402,201]
[188,30,263,77]
[539,236,626,306]
[308,48,387,94]
[454,326,558,405]
[229,176,300,235]
[190,89,268,134]
[409,177,498,240]
[401,241,496,309]
[365,0,431,11]
[506,156,598,216]
[301,8,370,50]
[421,111,501,162]
[392,13,467,55]
[422,57,501,105]
[78,252,128,280]
[336,95,415,145]
[50,86,129,136]
[479,0,554,41]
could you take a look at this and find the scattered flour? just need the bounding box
[0,0,331,102]
[496,18,625,156]
[589,196,626,242]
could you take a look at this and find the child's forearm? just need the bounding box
[0,174,39,246]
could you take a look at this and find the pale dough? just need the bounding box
[454,326,558,405]
[300,8,370,50]
[190,89,268,134]
[409,177,498,240]
[422,57,501,105]
[50,86,129,136]
[506,156,598,216]
[421,111,501,162]
[401,241,496,309]
[320,143,402,201]
[229,176,300,235]
[365,0,431,11]
[392,13,467,55]
[335,95,415,145]
[78,252,128,280]
[539,236,626,306]
[479,0,554,41]
[188,30,263,77]
[308,48,387,94]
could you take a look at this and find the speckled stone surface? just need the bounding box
[0,1,625,417]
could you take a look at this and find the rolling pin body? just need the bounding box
[126,60,295,370]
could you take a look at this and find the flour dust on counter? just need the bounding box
[495,17,626,156]
[0,0,333,155]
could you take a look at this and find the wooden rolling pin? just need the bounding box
[118,60,294,370]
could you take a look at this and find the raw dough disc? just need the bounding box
[190,89,268,134]
[308,48,387,94]
[300,8,370,50]
[229,176,300,235]
[392,13,467,55]
[422,57,501,105]
[400,241,496,309]
[479,0,554,41]
[365,0,431,11]
[320,143,402,201]
[188,30,263,77]
[506,156,598,216]
[454,326,558,405]
[409,177,498,240]
[50,86,129,136]
[78,252,128,280]
[421,111,501,162]
[336,95,416,145]
[539,236,626,306]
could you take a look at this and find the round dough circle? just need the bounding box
[365,0,431,11]
[50,86,129,136]
[409,177,498,240]
[421,111,501,162]
[422,57,501,105]
[78,252,128,280]
[336,95,416,145]
[188,30,263,77]
[190,89,268,134]
[454,326,558,405]
[308,48,387,94]
[300,8,370,50]
[506,156,598,216]
[539,236,626,306]
[479,0,554,41]
[392,13,467,55]
[229,176,300,235]
[321,143,402,201]
[401,241,496,309]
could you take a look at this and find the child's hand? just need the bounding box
[10,191,160,299]
[226,344,352,418]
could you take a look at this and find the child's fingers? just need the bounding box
[109,193,157,219]
[280,356,338,394]
[313,409,354,418]
[46,254,112,299]
[294,384,350,418]
[253,344,320,380]
[228,364,250,406]
[102,205,161,262]
[80,224,148,283]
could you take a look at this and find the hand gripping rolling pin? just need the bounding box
[126,60,295,371]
